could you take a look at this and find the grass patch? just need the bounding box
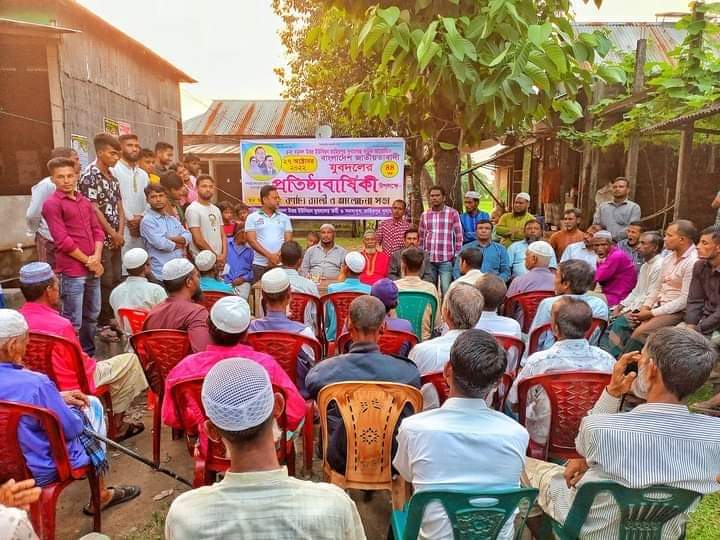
[121,509,167,540]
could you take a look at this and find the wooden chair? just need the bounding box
[245,331,323,475]
[502,290,555,333]
[317,381,423,509]
[396,291,438,343]
[288,291,324,343]
[117,307,149,336]
[336,328,418,356]
[24,332,116,440]
[420,371,450,406]
[196,290,232,312]
[517,371,611,460]
[526,318,608,356]
[130,330,191,465]
[0,400,102,540]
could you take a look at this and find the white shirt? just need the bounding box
[475,311,522,340]
[245,210,293,267]
[26,176,55,240]
[409,329,464,409]
[394,398,529,540]
[619,254,663,311]
[0,505,37,540]
[560,241,597,270]
[109,276,167,324]
[508,339,614,444]
[448,268,483,291]
[112,159,149,220]
[185,201,224,256]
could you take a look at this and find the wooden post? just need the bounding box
[673,125,695,220]
[625,38,647,199]
[46,44,65,147]
[580,82,605,222]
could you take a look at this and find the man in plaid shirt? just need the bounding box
[376,199,410,256]
[419,185,463,295]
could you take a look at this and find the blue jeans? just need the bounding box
[59,274,100,356]
[428,260,454,296]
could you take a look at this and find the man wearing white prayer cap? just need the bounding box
[495,191,535,247]
[300,223,347,279]
[162,296,306,433]
[461,190,490,244]
[324,252,371,341]
[109,248,167,326]
[507,240,556,297]
[195,250,235,295]
[165,358,365,540]
[592,228,638,306]
[143,258,210,353]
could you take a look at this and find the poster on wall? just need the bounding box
[103,117,119,136]
[240,138,405,219]
[70,134,89,170]
[118,121,131,136]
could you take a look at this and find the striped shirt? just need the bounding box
[547,390,720,539]
[418,206,463,263]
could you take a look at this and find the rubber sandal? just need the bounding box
[115,423,145,443]
[83,484,141,515]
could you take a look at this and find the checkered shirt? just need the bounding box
[377,217,410,255]
[418,206,463,263]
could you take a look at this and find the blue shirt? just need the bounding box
[224,238,254,285]
[453,240,510,281]
[0,363,88,486]
[325,278,371,340]
[507,240,557,278]
[460,210,490,244]
[528,294,609,352]
[199,276,235,294]
[140,208,192,280]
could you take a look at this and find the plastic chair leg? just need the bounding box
[39,484,62,540]
[87,468,102,533]
[98,391,116,440]
[303,400,314,476]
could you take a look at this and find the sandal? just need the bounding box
[115,423,145,443]
[83,484,141,515]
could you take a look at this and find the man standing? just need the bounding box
[453,220,510,282]
[388,228,433,282]
[138,148,160,185]
[43,157,105,356]
[495,192,534,247]
[113,134,149,261]
[245,185,293,282]
[592,230,637,306]
[561,224,601,271]
[78,133,125,339]
[418,185,463,295]
[376,199,410,255]
[617,221,644,273]
[460,190,490,244]
[507,241,556,297]
[593,176,641,241]
[549,208,584,260]
[140,184,191,282]
[507,220,557,279]
[26,147,80,268]
[153,142,174,177]
[183,152,202,203]
[300,223,346,280]
[185,175,227,270]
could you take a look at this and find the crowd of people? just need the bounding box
[1,140,718,539]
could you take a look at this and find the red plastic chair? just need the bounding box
[130,330,191,465]
[491,372,516,412]
[493,334,526,374]
[517,371,611,460]
[502,291,555,333]
[196,290,232,312]
[245,331,323,475]
[0,400,101,540]
[168,377,293,485]
[117,307,149,336]
[336,329,419,356]
[322,291,366,343]
[288,292,324,342]
[420,371,450,405]
[24,332,116,440]
[527,318,608,356]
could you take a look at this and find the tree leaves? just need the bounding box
[528,23,552,47]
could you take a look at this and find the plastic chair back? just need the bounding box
[517,371,611,459]
[196,290,232,312]
[322,291,366,338]
[245,331,323,386]
[392,488,539,540]
[553,481,702,540]
[25,332,93,395]
[336,328,418,356]
[493,334,525,374]
[130,330,191,396]
[491,372,515,412]
[527,318,608,356]
[317,381,422,486]
[288,292,324,341]
[396,291,438,342]
[502,291,554,333]
[421,371,449,405]
[117,307,149,336]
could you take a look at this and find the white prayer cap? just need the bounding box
[261,267,290,294]
[122,248,148,270]
[210,296,251,334]
[344,251,366,273]
[362,228,376,238]
[528,241,554,258]
[195,250,217,272]
[0,310,28,339]
[464,191,481,200]
[319,223,335,231]
[162,258,195,281]
[516,192,531,202]
[202,358,274,431]
[594,230,613,241]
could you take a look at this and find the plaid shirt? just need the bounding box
[418,206,463,263]
[376,217,410,255]
[78,160,122,248]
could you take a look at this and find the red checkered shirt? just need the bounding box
[418,206,463,263]
[377,217,410,256]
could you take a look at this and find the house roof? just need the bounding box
[182,100,315,137]
[641,102,720,133]
[184,143,240,155]
[0,17,78,37]
[571,22,685,63]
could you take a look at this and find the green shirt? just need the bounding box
[495,212,535,247]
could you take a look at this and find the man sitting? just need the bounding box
[592,230,637,306]
[109,248,167,327]
[507,220,557,279]
[162,296,304,434]
[388,228,434,281]
[508,298,614,447]
[448,246,484,290]
[617,221,645,273]
[560,224,601,271]
[305,296,421,473]
[144,258,210,353]
[523,327,720,539]
[507,241,555,297]
[0,310,140,511]
[165,359,365,539]
[475,274,522,340]
[453,219,510,281]
[18,262,148,439]
[368,278,414,356]
[195,250,235,295]
[249,268,318,397]
[395,247,440,341]
[610,231,664,318]
[224,222,253,300]
[394,330,529,540]
[325,252,371,341]
[280,240,320,331]
[300,223,347,280]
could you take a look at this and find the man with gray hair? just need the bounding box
[523,327,720,539]
[300,223,347,279]
[507,240,556,297]
[166,358,365,539]
[306,295,421,473]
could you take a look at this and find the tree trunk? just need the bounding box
[406,137,432,225]
[433,124,463,210]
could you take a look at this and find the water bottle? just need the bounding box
[0,283,5,308]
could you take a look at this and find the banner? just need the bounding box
[240,138,405,219]
[70,134,89,170]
